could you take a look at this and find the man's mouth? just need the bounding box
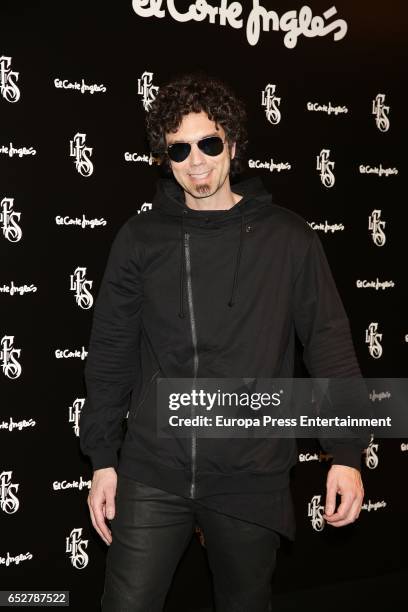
[189,170,212,180]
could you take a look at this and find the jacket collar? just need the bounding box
[153,175,271,226]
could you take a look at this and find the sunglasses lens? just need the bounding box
[168,143,191,162]
[198,136,224,156]
[167,136,224,162]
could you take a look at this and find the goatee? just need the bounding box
[195,183,211,196]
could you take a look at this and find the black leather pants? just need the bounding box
[101,474,280,612]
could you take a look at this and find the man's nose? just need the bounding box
[189,142,206,165]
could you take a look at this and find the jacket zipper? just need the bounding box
[184,232,199,498]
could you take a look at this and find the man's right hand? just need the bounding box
[87,467,117,546]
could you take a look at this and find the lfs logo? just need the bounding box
[69,133,94,177]
[372,94,390,132]
[0,197,22,242]
[69,398,85,437]
[368,209,386,246]
[365,436,379,469]
[69,267,94,309]
[316,149,335,188]
[365,322,383,359]
[137,71,159,111]
[0,56,20,103]
[307,494,325,531]
[137,202,152,214]
[0,335,22,379]
[261,84,281,125]
[65,528,89,569]
[0,471,20,514]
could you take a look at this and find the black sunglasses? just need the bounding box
[167,135,226,163]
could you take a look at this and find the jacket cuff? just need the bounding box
[330,444,363,471]
[90,449,118,472]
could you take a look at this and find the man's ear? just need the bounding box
[230,141,236,159]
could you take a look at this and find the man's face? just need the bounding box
[165,111,236,199]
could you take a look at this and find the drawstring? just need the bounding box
[178,212,186,318]
[228,204,244,307]
[178,204,245,317]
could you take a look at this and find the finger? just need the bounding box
[105,491,116,521]
[89,497,112,544]
[88,501,107,543]
[345,496,364,523]
[94,501,112,543]
[325,504,361,527]
[325,494,361,524]
[324,483,338,517]
[89,501,110,545]
[324,493,354,522]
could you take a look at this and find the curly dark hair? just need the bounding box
[145,71,248,177]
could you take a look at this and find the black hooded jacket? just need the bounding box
[79,175,370,511]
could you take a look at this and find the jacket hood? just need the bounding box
[152,175,273,317]
[153,175,272,228]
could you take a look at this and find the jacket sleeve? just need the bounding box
[292,230,371,470]
[79,219,143,471]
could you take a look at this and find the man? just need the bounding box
[80,73,368,611]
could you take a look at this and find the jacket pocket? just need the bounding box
[130,369,161,422]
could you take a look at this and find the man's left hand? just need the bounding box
[323,464,365,527]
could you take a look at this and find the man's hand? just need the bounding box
[323,464,364,527]
[87,467,117,545]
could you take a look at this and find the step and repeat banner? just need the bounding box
[1,1,406,610]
